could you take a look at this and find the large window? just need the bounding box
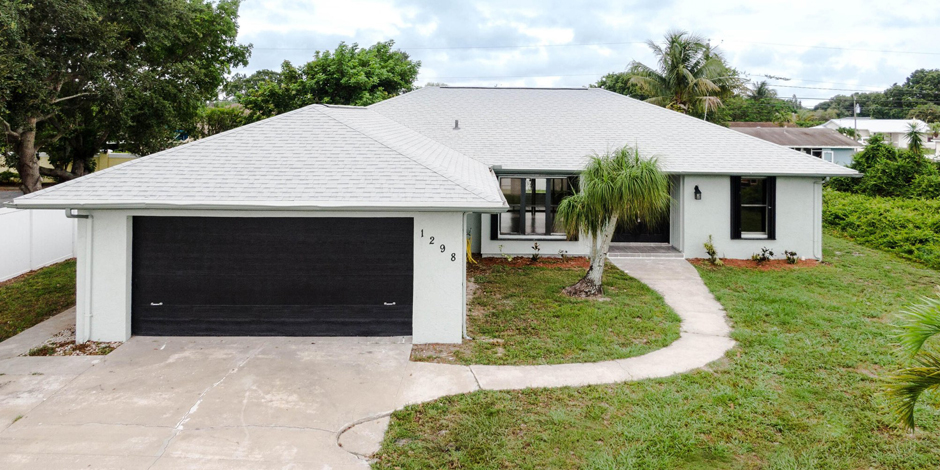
[731,176,776,239]
[497,176,578,237]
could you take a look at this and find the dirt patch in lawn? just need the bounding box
[689,258,819,271]
[469,256,589,273]
[24,326,121,357]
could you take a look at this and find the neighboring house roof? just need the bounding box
[818,118,929,134]
[7,104,507,211]
[727,122,782,128]
[371,86,858,177]
[731,127,862,148]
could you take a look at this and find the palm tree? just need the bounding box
[886,293,940,431]
[906,122,925,154]
[772,111,795,127]
[748,80,777,101]
[555,146,670,297]
[626,31,739,117]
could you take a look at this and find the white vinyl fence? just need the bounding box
[0,208,75,282]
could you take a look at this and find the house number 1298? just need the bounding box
[421,229,457,261]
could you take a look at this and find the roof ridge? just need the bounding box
[312,105,501,203]
[11,105,321,203]
[593,89,858,172]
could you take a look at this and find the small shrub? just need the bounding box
[531,242,541,262]
[558,250,569,262]
[0,170,19,184]
[703,235,723,266]
[751,247,774,264]
[498,245,513,262]
[784,250,798,264]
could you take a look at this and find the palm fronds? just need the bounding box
[886,292,940,431]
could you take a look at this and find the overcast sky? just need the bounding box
[235,0,940,107]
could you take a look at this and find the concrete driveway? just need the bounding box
[0,336,477,469]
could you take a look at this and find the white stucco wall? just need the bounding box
[679,175,823,261]
[479,213,591,257]
[74,209,468,344]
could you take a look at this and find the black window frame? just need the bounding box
[730,176,776,240]
[491,175,579,240]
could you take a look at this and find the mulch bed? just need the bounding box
[689,258,819,271]
[24,326,121,357]
[468,256,589,273]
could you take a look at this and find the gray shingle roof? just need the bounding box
[731,127,863,148]
[7,104,506,211]
[371,86,859,177]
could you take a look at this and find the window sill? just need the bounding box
[739,233,769,240]
[498,235,570,241]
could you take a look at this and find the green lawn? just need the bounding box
[375,234,940,469]
[412,261,680,365]
[0,260,76,342]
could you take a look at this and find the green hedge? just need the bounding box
[823,190,940,270]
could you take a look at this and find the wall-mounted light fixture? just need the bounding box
[694,185,702,200]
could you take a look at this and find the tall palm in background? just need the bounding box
[556,146,671,297]
[748,80,777,101]
[886,293,940,431]
[626,31,741,117]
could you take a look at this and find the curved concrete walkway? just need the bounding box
[339,258,736,459]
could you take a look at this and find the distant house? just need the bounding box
[816,118,929,149]
[731,127,862,166]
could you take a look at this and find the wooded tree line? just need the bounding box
[0,0,420,194]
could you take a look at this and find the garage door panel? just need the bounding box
[132,217,414,336]
[136,274,413,306]
[133,305,413,336]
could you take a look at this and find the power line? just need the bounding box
[251,40,940,55]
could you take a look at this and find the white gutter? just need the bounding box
[5,200,510,213]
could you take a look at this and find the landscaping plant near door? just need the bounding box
[556,146,670,296]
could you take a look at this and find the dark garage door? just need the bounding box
[131,217,414,336]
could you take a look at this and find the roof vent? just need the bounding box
[453,119,460,130]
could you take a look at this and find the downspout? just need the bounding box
[462,212,471,340]
[813,179,827,260]
[66,209,92,342]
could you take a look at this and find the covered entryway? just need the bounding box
[131,216,414,337]
[612,217,670,243]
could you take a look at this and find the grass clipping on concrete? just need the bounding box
[0,260,76,343]
[411,258,681,366]
[376,235,940,469]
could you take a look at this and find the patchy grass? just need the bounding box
[25,326,119,356]
[411,259,681,365]
[375,235,940,469]
[0,260,76,343]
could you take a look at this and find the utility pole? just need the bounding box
[853,94,858,137]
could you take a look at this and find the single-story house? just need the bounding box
[817,117,929,149]
[730,127,862,166]
[5,86,857,344]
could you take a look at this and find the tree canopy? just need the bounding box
[236,41,420,119]
[814,69,940,119]
[0,0,250,192]
[621,31,742,119]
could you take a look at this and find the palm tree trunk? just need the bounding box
[564,215,618,297]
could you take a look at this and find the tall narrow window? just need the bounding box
[730,176,776,239]
[495,176,577,237]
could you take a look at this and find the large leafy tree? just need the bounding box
[1,0,250,192]
[556,147,671,297]
[594,71,650,101]
[237,41,420,119]
[625,31,742,119]
[886,293,940,432]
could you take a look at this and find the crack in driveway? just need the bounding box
[147,343,265,469]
